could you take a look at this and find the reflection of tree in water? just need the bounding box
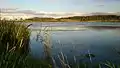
[86,26,120,31]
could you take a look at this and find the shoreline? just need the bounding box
[3,20,120,23]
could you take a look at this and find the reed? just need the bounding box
[0,21,52,68]
[0,21,30,54]
[0,52,52,68]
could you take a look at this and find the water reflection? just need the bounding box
[29,22,120,65]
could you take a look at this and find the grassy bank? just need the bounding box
[0,21,51,68]
[0,21,30,54]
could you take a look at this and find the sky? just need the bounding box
[0,0,120,12]
[0,0,120,18]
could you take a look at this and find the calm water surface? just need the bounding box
[28,22,120,65]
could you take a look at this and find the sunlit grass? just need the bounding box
[0,21,30,54]
[0,21,52,68]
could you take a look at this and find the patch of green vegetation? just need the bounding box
[0,52,52,68]
[0,21,30,54]
[0,21,51,68]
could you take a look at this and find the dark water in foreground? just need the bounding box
[28,22,120,65]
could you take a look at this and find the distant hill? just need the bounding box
[23,15,120,22]
[25,17,58,22]
[58,15,120,22]
[2,15,120,22]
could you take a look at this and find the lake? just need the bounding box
[28,22,120,66]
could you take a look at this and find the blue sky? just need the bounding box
[0,0,120,13]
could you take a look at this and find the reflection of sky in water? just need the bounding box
[29,22,120,64]
[26,22,120,28]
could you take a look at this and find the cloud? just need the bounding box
[0,8,45,15]
[0,8,120,19]
[0,8,85,17]
[1,8,18,10]
[96,5,104,7]
[88,12,120,16]
[93,0,120,2]
[0,8,18,13]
